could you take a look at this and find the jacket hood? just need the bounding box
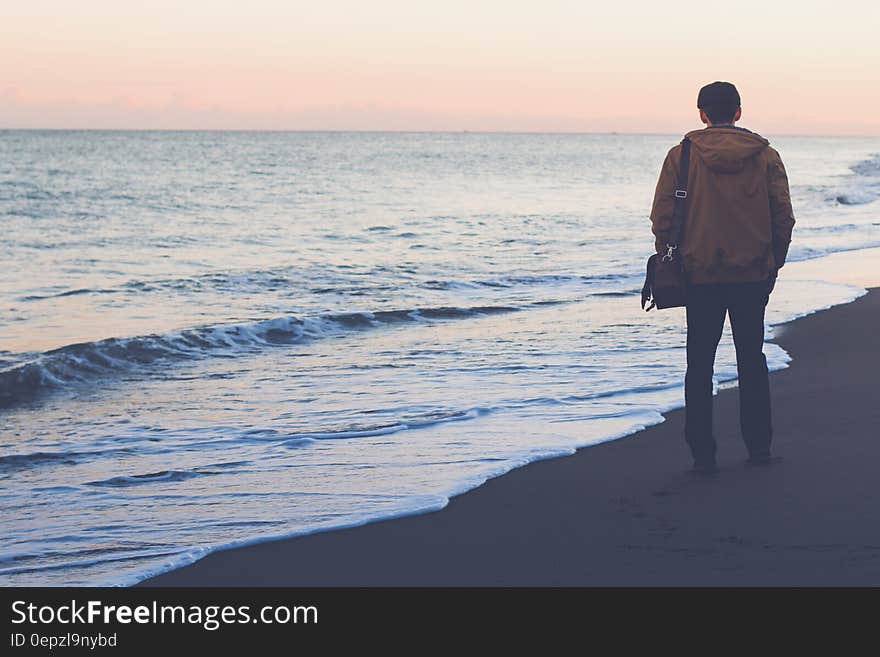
[685,127,769,174]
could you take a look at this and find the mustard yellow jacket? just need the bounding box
[650,126,796,284]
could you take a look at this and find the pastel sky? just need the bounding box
[2,1,878,134]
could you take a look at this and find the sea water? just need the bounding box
[1,131,878,585]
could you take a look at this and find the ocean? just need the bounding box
[1,130,879,585]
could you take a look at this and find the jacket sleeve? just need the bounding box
[649,146,680,254]
[766,147,796,269]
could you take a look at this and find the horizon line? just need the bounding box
[2,127,878,139]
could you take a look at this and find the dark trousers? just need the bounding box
[685,280,772,463]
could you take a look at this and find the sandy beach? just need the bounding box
[141,286,880,586]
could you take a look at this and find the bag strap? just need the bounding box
[664,136,691,259]
[641,255,656,311]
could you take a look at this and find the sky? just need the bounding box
[2,1,879,134]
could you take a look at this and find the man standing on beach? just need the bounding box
[650,81,796,474]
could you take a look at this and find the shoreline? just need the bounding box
[141,284,880,586]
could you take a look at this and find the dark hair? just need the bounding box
[697,81,741,124]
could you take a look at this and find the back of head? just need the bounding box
[697,81,741,124]
[689,82,768,173]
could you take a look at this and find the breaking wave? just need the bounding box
[827,153,880,206]
[0,303,522,409]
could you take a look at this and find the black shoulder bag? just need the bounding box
[641,136,691,311]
